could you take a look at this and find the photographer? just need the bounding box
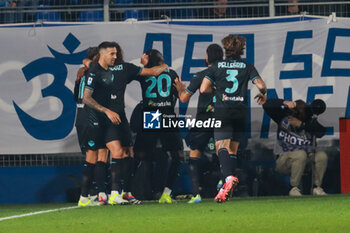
[263,98,328,196]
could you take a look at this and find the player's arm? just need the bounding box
[200,77,214,94]
[174,77,192,103]
[83,58,92,68]
[74,67,88,102]
[140,63,168,76]
[76,67,88,83]
[253,77,267,105]
[83,88,121,124]
[262,99,288,124]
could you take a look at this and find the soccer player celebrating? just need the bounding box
[174,44,223,204]
[133,49,184,204]
[75,47,109,207]
[200,35,267,203]
[83,42,168,205]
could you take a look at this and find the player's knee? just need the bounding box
[97,149,108,162]
[85,151,98,164]
[85,158,97,164]
[110,147,124,158]
[189,149,201,159]
[215,140,229,154]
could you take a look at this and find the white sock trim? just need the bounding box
[163,187,172,195]
[225,175,233,183]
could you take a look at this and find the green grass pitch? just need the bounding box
[1,195,349,233]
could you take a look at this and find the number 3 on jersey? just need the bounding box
[145,74,171,98]
[225,69,238,94]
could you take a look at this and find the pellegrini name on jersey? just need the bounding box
[163,118,221,129]
[218,61,246,69]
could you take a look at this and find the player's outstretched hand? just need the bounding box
[174,77,185,92]
[254,93,267,105]
[105,109,121,125]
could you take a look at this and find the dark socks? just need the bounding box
[229,154,238,176]
[94,161,107,194]
[189,157,200,196]
[166,155,181,189]
[111,158,122,191]
[122,157,133,193]
[81,162,95,197]
[218,148,233,179]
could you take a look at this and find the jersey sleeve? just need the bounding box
[186,69,207,95]
[85,69,98,91]
[73,79,80,102]
[125,63,143,83]
[203,64,216,83]
[248,64,261,83]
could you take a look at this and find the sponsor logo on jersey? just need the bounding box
[222,94,244,102]
[109,64,123,71]
[148,100,172,107]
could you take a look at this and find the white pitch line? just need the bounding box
[0,206,80,222]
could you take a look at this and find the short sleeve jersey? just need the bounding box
[107,62,142,114]
[186,68,215,119]
[84,62,114,126]
[74,76,88,127]
[138,69,178,114]
[205,59,260,111]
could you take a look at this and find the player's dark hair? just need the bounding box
[112,42,124,64]
[144,49,164,68]
[86,47,99,60]
[98,41,116,51]
[221,35,245,60]
[206,43,223,64]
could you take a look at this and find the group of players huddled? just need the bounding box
[74,35,267,207]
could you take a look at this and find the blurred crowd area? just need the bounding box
[0,0,349,24]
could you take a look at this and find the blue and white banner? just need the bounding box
[0,16,349,154]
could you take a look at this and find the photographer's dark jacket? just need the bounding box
[263,99,326,155]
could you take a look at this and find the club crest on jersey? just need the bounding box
[143,110,161,129]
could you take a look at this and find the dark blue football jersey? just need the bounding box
[138,69,179,114]
[205,59,260,111]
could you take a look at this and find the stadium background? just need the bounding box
[0,0,349,204]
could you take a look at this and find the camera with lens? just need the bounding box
[283,99,326,121]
